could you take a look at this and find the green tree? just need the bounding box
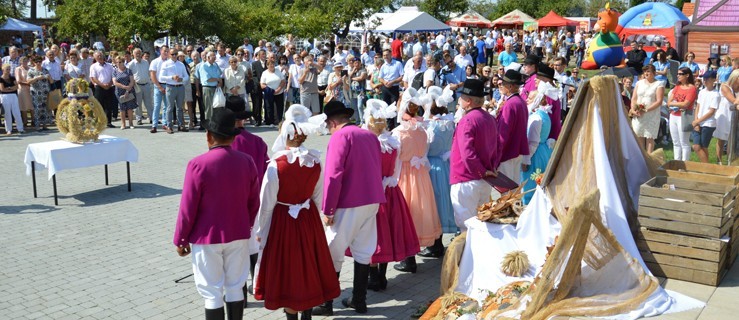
[418,0,469,22]
[585,0,629,17]
[2,0,28,19]
[289,0,391,39]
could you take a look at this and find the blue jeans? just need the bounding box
[152,86,168,128]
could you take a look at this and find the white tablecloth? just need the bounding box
[24,135,139,180]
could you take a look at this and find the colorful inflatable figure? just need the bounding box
[581,2,625,70]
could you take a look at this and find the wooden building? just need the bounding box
[683,0,739,63]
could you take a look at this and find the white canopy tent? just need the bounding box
[0,18,45,48]
[350,7,450,34]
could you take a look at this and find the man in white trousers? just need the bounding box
[173,108,261,320]
[449,79,500,231]
[313,101,385,315]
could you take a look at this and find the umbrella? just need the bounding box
[597,67,638,78]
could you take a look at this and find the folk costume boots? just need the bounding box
[312,272,341,316]
[341,262,370,313]
[285,311,298,320]
[418,237,445,258]
[394,256,417,273]
[225,300,244,320]
[301,309,312,320]
[205,307,225,320]
[368,263,389,291]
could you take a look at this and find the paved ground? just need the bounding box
[1,120,737,320]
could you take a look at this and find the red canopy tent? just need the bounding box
[537,11,579,28]
[448,11,493,28]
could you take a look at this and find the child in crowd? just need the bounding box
[691,71,720,163]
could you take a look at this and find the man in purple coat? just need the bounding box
[313,101,385,315]
[520,54,540,100]
[173,108,261,320]
[536,64,562,140]
[497,69,530,184]
[450,79,500,231]
[225,95,269,307]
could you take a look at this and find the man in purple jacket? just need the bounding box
[313,101,385,315]
[450,79,500,231]
[173,108,261,320]
[497,69,530,184]
[225,95,269,307]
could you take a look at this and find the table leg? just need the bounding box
[52,175,58,206]
[127,162,131,192]
[32,161,37,198]
[105,164,109,186]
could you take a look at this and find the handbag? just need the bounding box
[118,90,135,103]
[681,108,694,132]
[47,89,62,110]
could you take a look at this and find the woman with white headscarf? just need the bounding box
[417,86,456,258]
[253,105,339,320]
[520,83,555,205]
[391,88,441,273]
[349,99,420,292]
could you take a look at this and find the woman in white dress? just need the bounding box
[715,70,739,164]
[629,65,664,154]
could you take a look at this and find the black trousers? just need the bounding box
[263,92,284,125]
[381,86,399,129]
[250,90,263,124]
[94,85,116,124]
[191,84,201,125]
[318,85,327,113]
[486,49,495,66]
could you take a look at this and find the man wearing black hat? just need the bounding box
[521,54,541,101]
[497,69,530,184]
[536,64,563,140]
[173,108,261,320]
[225,95,269,305]
[449,79,500,231]
[314,101,385,315]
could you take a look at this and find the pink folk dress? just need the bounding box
[393,121,442,247]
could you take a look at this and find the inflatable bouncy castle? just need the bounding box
[581,3,625,70]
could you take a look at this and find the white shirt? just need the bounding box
[224,65,247,95]
[404,59,427,76]
[696,89,720,127]
[288,63,304,88]
[42,58,63,81]
[64,63,84,79]
[453,54,473,70]
[216,53,230,72]
[260,69,284,92]
[435,34,446,48]
[126,59,150,84]
[158,59,190,85]
[149,57,164,75]
[423,68,439,87]
[79,57,93,81]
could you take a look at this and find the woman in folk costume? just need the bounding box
[348,99,420,291]
[253,105,340,320]
[391,87,442,273]
[417,86,456,258]
[521,86,555,205]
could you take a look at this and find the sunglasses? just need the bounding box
[677,73,685,76]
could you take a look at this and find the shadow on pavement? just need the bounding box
[62,182,181,206]
[0,204,61,214]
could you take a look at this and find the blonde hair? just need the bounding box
[2,63,11,71]
[722,55,733,64]
[726,69,739,88]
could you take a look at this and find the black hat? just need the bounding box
[501,69,524,85]
[225,95,250,119]
[523,54,541,65]
[323,100,354,118]
[204,108,240,137]
[537,64,555,80]
[461,79,485,97]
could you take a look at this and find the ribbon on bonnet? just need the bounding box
[271,104,328,153]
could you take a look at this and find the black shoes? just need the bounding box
[311,300,333,316]
[394,256,417,273]
[300,309,312,320]
[341,296,367,314]
[417,237,445,258]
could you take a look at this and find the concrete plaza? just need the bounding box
[1,123,737,319]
